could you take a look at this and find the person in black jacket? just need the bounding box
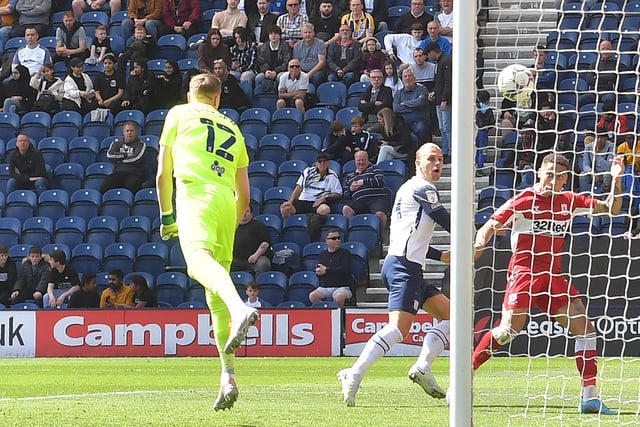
[10,246,48,307]
[308,228,353,306]
[6,133,49,195]
[2,64,35,113]
[121,57,155,113]
[425,41,452,159]
[213,59,248,112]
[247,0,278,44]
[101,122,147,193]
[67,273,100,308]
[358,68,393,129]
[375,107,413,164]
[0,245,17,307]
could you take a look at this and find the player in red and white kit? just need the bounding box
[473,153,624,415]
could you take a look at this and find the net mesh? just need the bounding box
[474,0,640,424]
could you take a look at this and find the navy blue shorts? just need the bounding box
[381,255,442,315]
[346,198,389,215]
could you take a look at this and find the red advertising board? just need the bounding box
[34,309,341,357]
[343,309,447,356]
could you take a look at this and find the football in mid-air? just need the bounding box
[497,64,534,103]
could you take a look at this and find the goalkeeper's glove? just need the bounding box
[160,213,179,241]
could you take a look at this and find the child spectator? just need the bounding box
[117,26,157,77]
[11,246,48,307]
[30,64,64,114]
[68,273,100,308]
[0,245,17,307]
[245,282,266,308]
[85,24,112,65]
[348,116,376,161]
[359,36,386,83]
[475,89,494,176]
[323,120,352,164]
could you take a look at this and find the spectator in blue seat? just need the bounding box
[244,282,266,308]
[10,26,51,77]
[292,22,326,87]
[102,121,147,193]
[129,274,158,307]
[232,205,272,274]
[419,21,451,58]
[72,0,121,19]
[30,63,64,114]
[11,246,47,306]
[342,149,387,228]
[196,28,231,73]
[61,57,99,115]
[277,58,311,113]
[122,0,163,42]
[323,119,352,164]
[309,0,339,42]
[160,0,200,41]
[358,68,392,130]
[117,25,157,78]
[308,228,352,306]
[45,249,81,308]
[359,36,386,83]
[394,0,431,34]
[375,107,412,164]
[154,59,184,109]
[121,57,155,113]
[580,128,615,193]
[0,244,17,307]
[100,268,135,308]
[229,26,258,87]
[6,133,49,195]
[68,272,100,308]
[53,11,88,66]
[9,0,50,39]
[255,24,291,90]
[584,40,620,107]
[247,0,278,45]
[326,24,361,88]
[94,53,125,114]
[213,58,249,112]
[393,68,428,145]
[85,25,112,66]
[3,64,35,113]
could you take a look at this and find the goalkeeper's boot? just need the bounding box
[214,378,239,411]
[408,366,446,399]
[579,398,618,415]
[224,309,259,354]
[337,368,361,407]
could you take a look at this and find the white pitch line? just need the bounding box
[0,389,195,402]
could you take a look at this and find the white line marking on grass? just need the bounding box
[0,389,198,402]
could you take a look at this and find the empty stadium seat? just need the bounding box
[101,188,133,222]
[270,108,303,140]
[0,112,20,140]
[347,214,381,255]
[258,134,290,164]
[231,270,255,297]
[19,111,51,143]
[71,243,103,275]
[261,186,292,215]
[276,160,306,188]
[144,109,169,137]
[84,162,113,191]
[0,217,22,246]
[68,189,101,218]
[135,242,169,280]
[302,242,327,271]
[51,111,83,141]
[103,242,136,276]
[335,107,360,127]
[36,190,69,224]
[132,188,159,219]
[82,111,114,141]
[5,190,37,223]
[254,214,282,245]
[38,137,68,170]
[287,270,318,306]
[316,82,347,110]
[53,163,85,193]
[248,160,278,193]
[54,216,86,249]
[255,271,287,306]
[118,215,151,246]
[240,108,271,141]
[155,272,188,307]
[9,244,32,265]
[156,34,187,61]
[86,216,119,247]
[302,108,334,138]
[290,134,321,165]
[67,136,100,169]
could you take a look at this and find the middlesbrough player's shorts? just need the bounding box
[503,269,580,314]
[382,255,441,315]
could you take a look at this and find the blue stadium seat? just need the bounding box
[0,164,9,194]
[261,186,292,215]
[3,37,26,59]
[0,139,5,163]
[135,242,169,280]
[231,270,255,297]
[9,244,32,265]
[258,134,290,164]
[301,242,326,271]
[489,158,516,189]
[109,10,129,38]
[118,215,151,246]
[82,63,104,80]
[124,271,155,293]
[251,84,278,113]
[144,109,169,137]
[321,214,348,241]
[289,134,321,165]
[38,137,68,170]
[254,214,282,245]
[155,272,188,307]
[20,216,53,247]
[68,189,101,218]
[248,160,277,194]
[346,81,370,107]
[219,108,240,124]
[477,187,513,212]
[177,57,198,73]
[71,243,103,275]
[103,242,136,276]
[51,111,82,141]
[0,217,21,246]
[271,241,301,273]
[53,163,85,193]
[132,188,159,219]
[83,162,113,191]
[113,109,145,136]
[316,82,347,110]
[347,214,381,254]
[256,271,287,306]
[277,160,306,188]
[342,241,368,282]
[50,12,65,35]
[108,34,125,56]
[98,136,120,162]
[177,301,207,309]
[240,108,271,141]
[270,108,303,140]
[378,159,407,193]
[277,300,307,308]
[167,243,186,272]
[282,214,311,250]
[19,111,51,143]
[387,5,409,30]
[156,34,187,61]
[101,188,133,222]
[86,216,119,247]
[311,301,339,308]
[5,190,37,223]
[0,112,20,139]
[12,302,40,310]
[81,111,114,141]
[53,216,86,248]
[250,186,262,213]
[186,33,207,58]
[36,189,69,223]
[287,270,318,306]
[147,58,167,75]
[244,133,258,162]
[200,8,218,32]
[80,11,109,36]
[68,136,100,169]
[335,107,360,127]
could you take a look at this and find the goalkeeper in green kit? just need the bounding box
[156,72,259,411]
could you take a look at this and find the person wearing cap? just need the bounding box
[580,127,615,193]
[280,152,343,219]
[425,41,452,160]
[395,0,432,34]
[93,53,125,114]
[383,22,425,65]
[61,57,98,115]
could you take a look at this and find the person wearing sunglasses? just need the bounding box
[308,229,352,307]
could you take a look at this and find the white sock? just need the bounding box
[582,385,597,401]
[351,325,403,377]
[220,369,235,385]
[414,320,451,372]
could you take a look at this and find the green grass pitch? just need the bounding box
[1,357,638,426]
